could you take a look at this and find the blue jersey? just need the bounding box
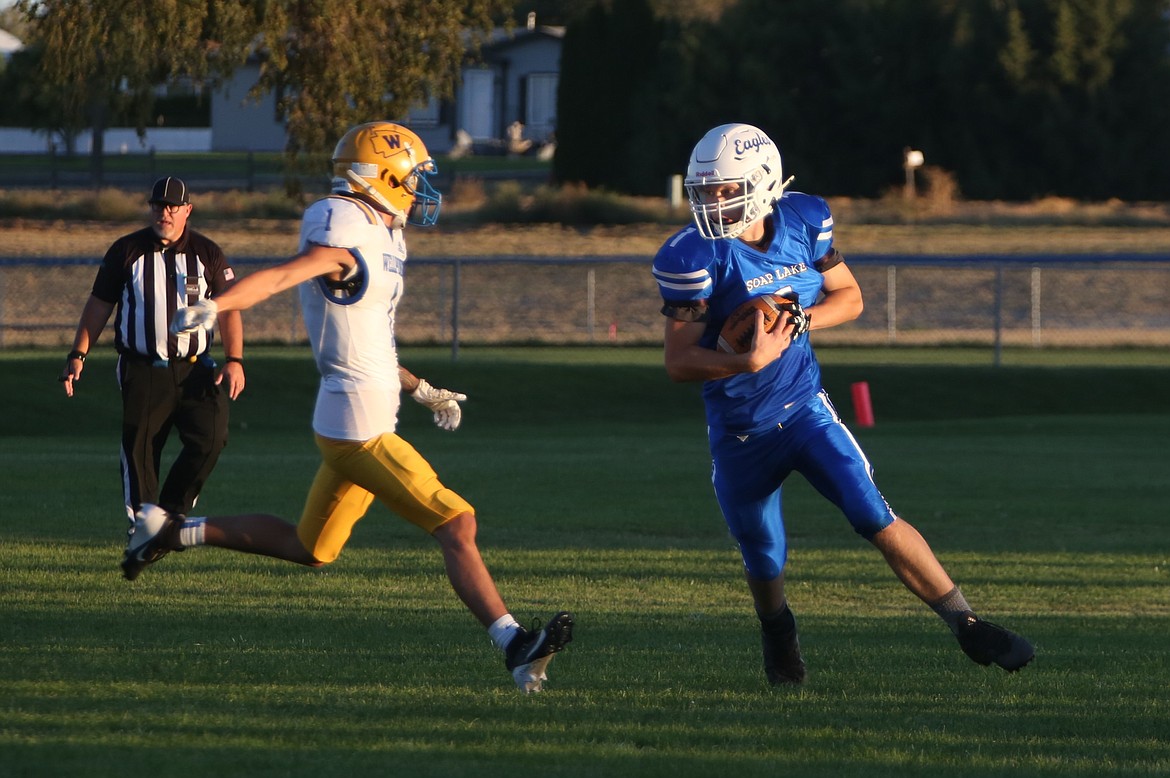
[653,192,836,437]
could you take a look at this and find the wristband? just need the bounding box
[225,356,244,365]
[67,350,87,362]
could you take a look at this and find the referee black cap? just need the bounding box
[150,176,190,206]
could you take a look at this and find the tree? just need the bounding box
[554,0,665,193]
[0,5,31,39]
[556,0,1170,200]
[250,0,510,177]
[15,0,258,181]
[14,0,510,186]
[0,44,86,152]
[933,0,1170,199]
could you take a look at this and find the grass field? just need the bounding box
[2,347,1169,777]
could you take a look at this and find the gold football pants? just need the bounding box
[296,433,474,563]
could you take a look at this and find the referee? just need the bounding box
[60,176,246,576]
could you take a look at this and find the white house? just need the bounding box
[210,21,564,155]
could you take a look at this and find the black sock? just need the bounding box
[758,602,797,636]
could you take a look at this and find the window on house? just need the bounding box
[525,73,558,141]
[459,69,496,141]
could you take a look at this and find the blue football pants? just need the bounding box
[710,391,897,581]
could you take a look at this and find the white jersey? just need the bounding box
[298,195,408,441]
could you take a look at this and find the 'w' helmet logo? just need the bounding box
[372,130,405,158]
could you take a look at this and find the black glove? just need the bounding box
[777,297,810,338]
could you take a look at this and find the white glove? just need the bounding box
[410,378,467,431]
[171,299,219,334]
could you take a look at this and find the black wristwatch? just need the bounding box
[67,350,87,362]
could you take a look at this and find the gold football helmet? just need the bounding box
[330,122,442,227]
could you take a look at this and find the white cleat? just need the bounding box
[504,611,574,693]
[120,504,176,580]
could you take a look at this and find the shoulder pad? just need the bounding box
[654,225,713,270]
[778,191,831,229]
[653,225,717,303]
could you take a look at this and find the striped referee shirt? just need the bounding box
[92,226,236,361]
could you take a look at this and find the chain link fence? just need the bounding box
[3,254,1168,362]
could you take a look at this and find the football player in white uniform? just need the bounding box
[125,122,572,693]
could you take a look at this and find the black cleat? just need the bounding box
[120,504,177,581]
[505,611,574,693]
[956,612,1034,672]
[762,606,807,685]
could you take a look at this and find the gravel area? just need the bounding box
[5,213,1170,261]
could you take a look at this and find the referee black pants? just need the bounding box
[117,355,230,522]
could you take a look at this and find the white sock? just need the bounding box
[488,614,521,651]
[178,517,206,548]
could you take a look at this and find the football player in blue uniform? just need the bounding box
[652,123,1033,684]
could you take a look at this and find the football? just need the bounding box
[716,294,795,354]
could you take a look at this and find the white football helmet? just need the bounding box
[331,122,442,228]
[684,123,790,240]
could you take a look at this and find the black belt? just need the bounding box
[122,353,201,367]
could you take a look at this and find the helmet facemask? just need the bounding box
[684,123,790,241]
[399,161,441,227]
[331,122,443,228]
